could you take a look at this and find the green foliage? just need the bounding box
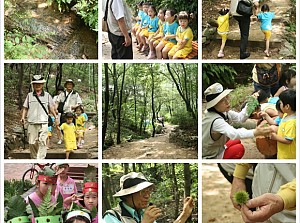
[5,195,28,220]
[4,29,49,59]
[170,110,196,129]
[234,191,249,205]
[4,180,33,206]
[202,64,237,90]
[84,165,98,183]
[245,96,259,116]
[76,0,98,32]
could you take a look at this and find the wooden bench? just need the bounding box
[185,41,198,59]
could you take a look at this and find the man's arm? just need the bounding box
[117,17,131,47]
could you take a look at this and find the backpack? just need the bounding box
[256,64,280,86]
[103,209,122,222]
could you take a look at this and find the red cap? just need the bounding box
[38,175,57,184]
[83,182,98,193]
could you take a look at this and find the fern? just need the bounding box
[6,195,28,220]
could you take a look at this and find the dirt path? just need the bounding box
[102,124,197,159]
[202,163,244,223]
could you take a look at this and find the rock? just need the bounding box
[155,125,163,134]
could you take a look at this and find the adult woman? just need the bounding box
[202,83,272,159]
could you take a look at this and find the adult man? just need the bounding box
[230,0,259,59]
[103,172,194,223]
[106,0,133,59]
[231,164,296,222]
[21,75,58,159]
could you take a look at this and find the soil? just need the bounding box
[202,163,244,223]
[102,123,198,159]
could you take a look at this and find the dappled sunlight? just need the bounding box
[53,19,60,24]
[38,3,48,8]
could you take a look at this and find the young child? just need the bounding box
[25,167,57,206]
[216,8,230,58]
[270,89,296,159]
[60,112,77,159]
[65,210,92,223]
[54,86,64,144]
[257,4,275,57]
[132,1,145,42]
[47,115,55,147]
[75,105,86,149]
[259,99,283,131]
[147,8,166,59]
[55,163,78,208]
[168,11,193,59]
[156,9,179,59]
[139,5,159,52]
[275,69,296,96]
[82,111,88,145]
[136,2,150,50]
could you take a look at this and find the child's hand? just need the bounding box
[269,125,278,134]
[71,193,84,202]
[258,111,267,118]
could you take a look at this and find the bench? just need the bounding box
[185,41,198,59]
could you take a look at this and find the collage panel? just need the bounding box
[102,63,198,159]
[4,0,98,59]
[202,63,296,159]
[4,63,99,160]
[102,0,198,60]
[102,162,198,222]
[202,0,296,60]
[202,163,296,222]
[4,162,99,223]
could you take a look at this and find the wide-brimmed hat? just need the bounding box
[204,83,232,109]
[64,79,75,88]
[31,75,46,84]
[65,210,91,223]
[113,172,153,197]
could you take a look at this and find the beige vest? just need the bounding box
[105,203,141,223]
[107,0,132,36]
[202,112,228,159]
[27,92,50,124]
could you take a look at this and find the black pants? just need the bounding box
[108,31,133,59]
[234,16,251,55]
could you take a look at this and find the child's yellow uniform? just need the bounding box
[168,26,193,58]
[75,115,86,138]
[153,20,165,44]
[217,13,229,43]
[61,123,77,151]
[277,114,296,159]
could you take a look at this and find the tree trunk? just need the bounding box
[183,164,191,197]
[124,163,129,174]
[103,64,109,148]
[151,68,156,137]
[171,164,179,218]
[102,163,112,214]
[93,64,98,113]
[55,64,63,89]
[17,64,24,110]
[117,64,126,144]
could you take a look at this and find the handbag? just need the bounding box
[236,0,253,16]
[57,91,70,113]
[34,95,53,127]
[256,64,280,86]
[102,0,113,32]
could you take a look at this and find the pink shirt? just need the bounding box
[55,176,77,207]
[25,192,56,206]
[92,214,98,223]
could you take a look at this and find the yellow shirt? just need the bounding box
[175,26,193,51]
[61,123,76,151]
[158,20,165,34]
[75,115,86,131]
[217,13,229,34]
[277,114,296,159]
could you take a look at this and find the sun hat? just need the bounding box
[113,172,153,197]
[64,79,75,88]
[31,75,46,84]
[204,83,233,109]
[65,210,91,223]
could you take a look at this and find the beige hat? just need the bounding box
[113,172,153,197]
[31,75,46,84]
[65,210,91,222]
[64,79,75,87]
[204,83,232,109]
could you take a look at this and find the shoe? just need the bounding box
[264,50,270,57]
[240,52,250,59]
[147,51,156,59]
[81,140,84,144]
[217,51,224,58]
[141,45,149,52]
[57,140,62,144]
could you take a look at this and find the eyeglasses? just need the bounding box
[139,187,154,197]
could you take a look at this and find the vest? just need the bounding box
[252,164,296,222]
[27,91,50,124]
[202,112,228,159]
[103,202,142,223]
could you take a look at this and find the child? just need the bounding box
[257,4,275,57]
[147,8,166,59]
[25,167,57,206]
[132,1,145,42]
[156,9,179,59]
[55,163,78,208]
[139,5,159,52]
[216,9,230,58]
[275,69,296,96]
[75,105,86,149]
[60,112,77,159]
[168,11,193,59]
[136,2,150,50]
[47,115,55,147]
[54,86,64,144]
[65,210,92,223]
[82,111,88,144]
[270,89,296,159]
[259,99,283,132]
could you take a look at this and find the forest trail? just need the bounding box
[103,123,197,159]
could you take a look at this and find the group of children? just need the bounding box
[132,1,194,59]
[216,3,275,58]
[25,163,98,223]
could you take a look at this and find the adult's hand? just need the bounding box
[123,35,132,47]
[141,205,162,223]
[173,197,194,223]
[241,193,284,223]
[230,177,246,210]
[253,125,272,137]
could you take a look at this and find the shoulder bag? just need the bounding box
[34,94,53,127]
[236,0,253,16]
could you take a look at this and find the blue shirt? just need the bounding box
[137,10,145,25]
[258,12,275,31]
[274,116,282,126]
[141,14,150,28]
[148,16,159,32]
[164,21,179,44]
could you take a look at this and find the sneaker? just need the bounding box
[81,140,85,144]
[217,51,224,58]
[147,51,156,59]
[141,45,149,52]
[77,144,83,149]
[57,140,62,144]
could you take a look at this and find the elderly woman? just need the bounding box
[103,172,194,223]
[202,83,272,159]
